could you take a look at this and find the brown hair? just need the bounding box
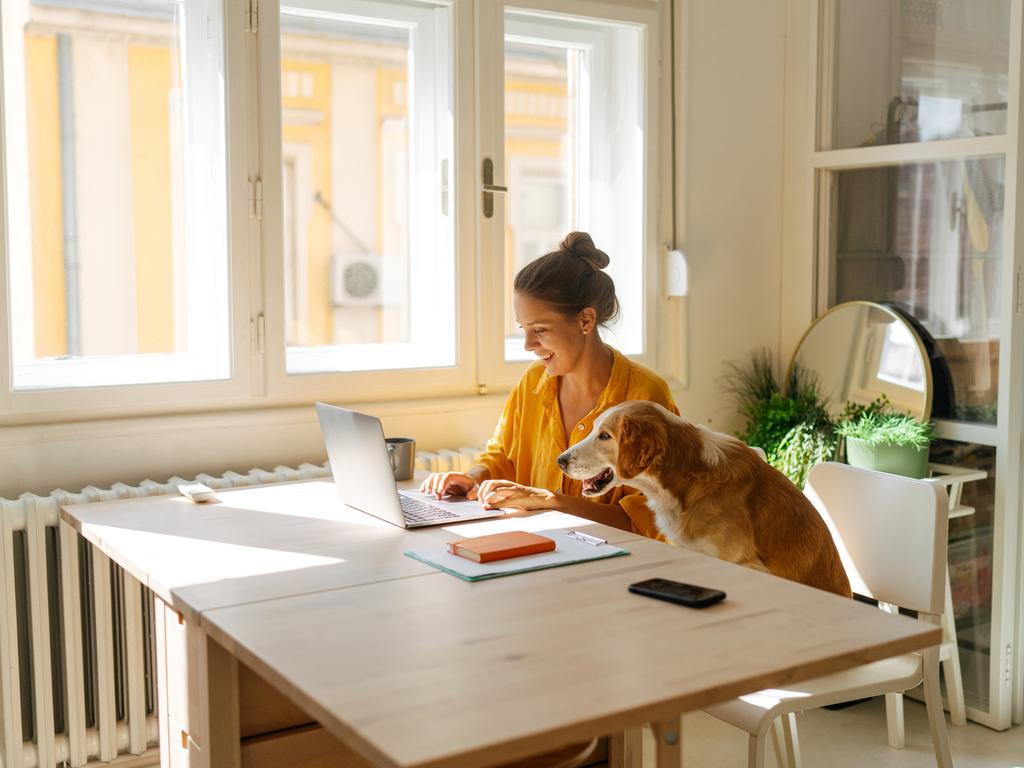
[513,232,620,326]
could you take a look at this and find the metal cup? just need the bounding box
[385,437,416,481]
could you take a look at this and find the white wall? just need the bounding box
[675,0,787,433]
[0,396,506,498]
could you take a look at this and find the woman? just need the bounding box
[420,232,678,536]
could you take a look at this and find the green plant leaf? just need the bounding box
[835,410,934,448]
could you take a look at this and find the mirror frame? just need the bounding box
[786,300,933,421]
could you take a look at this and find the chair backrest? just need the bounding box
[804,462,948,616]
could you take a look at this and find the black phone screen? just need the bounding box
[628,577,726,608]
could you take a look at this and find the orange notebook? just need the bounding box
[447,531,556,563]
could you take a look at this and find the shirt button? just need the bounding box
[577,424,585,430]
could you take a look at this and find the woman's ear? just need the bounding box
[578,307,597,336]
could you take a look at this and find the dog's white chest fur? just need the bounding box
[638,478,720,559]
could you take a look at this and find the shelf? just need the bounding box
[925,463,989,486]
[949,505,976,520]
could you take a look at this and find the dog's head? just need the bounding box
[557,400,671,496]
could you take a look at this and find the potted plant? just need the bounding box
[836,411,935,479]
[721,348,837,488]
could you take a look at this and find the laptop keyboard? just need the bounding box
[399,495,461,523]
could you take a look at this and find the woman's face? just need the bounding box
[513,293,592,376]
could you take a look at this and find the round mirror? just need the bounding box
[788,301,932,421]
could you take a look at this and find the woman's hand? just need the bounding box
[419,472,479,500]
[477,480,557,511]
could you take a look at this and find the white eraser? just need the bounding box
[666,249,688,297]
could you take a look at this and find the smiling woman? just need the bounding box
[419,232,678,537]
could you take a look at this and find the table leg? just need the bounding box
[206,635,241,767]
[609,726,644,768]
[652,716,683,768]
[942,569,967,726]
[157,600,241,768]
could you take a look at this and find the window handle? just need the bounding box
[482,158,507,218]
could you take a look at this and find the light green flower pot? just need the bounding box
[845,437,929,479]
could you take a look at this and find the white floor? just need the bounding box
[678,697,1024,767]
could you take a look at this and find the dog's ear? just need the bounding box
[618,411,664,479]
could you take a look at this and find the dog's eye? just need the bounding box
[598,431,611,440]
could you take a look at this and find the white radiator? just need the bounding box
[414,447,481,473]
[0,450,479,768]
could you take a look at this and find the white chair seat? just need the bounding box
[707,653,922,735]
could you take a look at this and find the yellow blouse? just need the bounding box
[475,348,678,539]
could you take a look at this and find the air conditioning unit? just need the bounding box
[331,253,382,306]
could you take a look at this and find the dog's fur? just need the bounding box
[558,401,851,597]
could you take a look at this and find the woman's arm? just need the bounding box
[478,480,633,531]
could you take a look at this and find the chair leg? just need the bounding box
[781,713,801,768]
[885,692,905,748]
[770,719,787,768]
[922,646,954,768]
[942,573,967,726]
[747,733,766,768]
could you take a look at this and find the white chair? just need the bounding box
[703,462,953,768]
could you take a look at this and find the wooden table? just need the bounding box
[61,479,941,768]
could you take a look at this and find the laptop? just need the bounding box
[315,403,507,528]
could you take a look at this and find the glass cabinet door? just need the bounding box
[827,156,1005,425]
[816,0,1020,729]
[825,0,1011,151]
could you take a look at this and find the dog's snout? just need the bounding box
[556,451,570,470]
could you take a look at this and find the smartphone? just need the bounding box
[628,577,726,608]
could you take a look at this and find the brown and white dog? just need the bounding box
[557,400,851,597]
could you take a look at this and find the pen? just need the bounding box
[566,530,607,546]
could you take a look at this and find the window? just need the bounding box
[1,0,230,390]
[0,0,665,413]
[501,11,647,362]
[273,0,455,375]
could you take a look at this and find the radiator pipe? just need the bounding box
[57,34,81,357]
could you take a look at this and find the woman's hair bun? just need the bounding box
[560,231,610,270]
[514,230,620,326]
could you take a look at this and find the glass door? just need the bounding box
[813,0,1022,729]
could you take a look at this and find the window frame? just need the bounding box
[474,0,662,393]
[258,0,478,402]
[0,0,670,419]
[0,0,255,416]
